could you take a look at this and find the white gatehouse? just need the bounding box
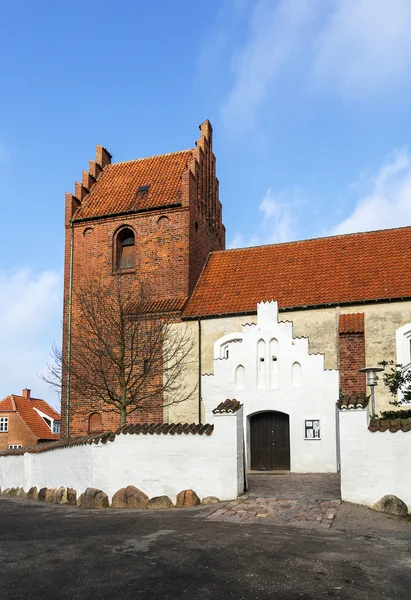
[202,301,339,473]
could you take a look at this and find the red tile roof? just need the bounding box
[184,227,411,318]
[339,313,365,334]
[0,396,15,411]
[0,394,60,441]
[74,150,192,220]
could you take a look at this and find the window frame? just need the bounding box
[114,226,136,272]
[0,417,9,432]
[304,419,321,440]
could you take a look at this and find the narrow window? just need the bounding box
[291,361,302,388]
[0,417,9,432]
[269,338,279,389]
[143,359,149,374]
[88,412,103,433]
[116,228,135,270]
[235,365,245,389]
[257,339,266,388]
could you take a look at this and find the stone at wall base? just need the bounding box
[53,487,68,504]
[202,496,220,505]
[147,495,174,509]
[176,489,201,508]
[27,487,38,501]
[79,488,109,509]
[371,495,408,517]
[67,488,77,505]
[45,489,56,503]
[112,486,149,509]
[38,488,47,502]
[16,488,26,498]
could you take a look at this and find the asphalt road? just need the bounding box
[1,496,410,600]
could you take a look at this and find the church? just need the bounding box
[62,120,411,473]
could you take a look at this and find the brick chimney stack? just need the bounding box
[22,388,31,401]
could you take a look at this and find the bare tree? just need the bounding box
[44,278,196,427]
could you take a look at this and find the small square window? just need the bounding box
[0,417,8,432]
[8,444,22,450]
[305,420,320,440]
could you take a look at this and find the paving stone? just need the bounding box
[207,473,341,529]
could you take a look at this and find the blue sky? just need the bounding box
[1,0,411,408]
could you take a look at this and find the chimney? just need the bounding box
[22,388,31,401]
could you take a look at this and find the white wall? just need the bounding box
[340,408,411,509]
[0,410,244,502]
[202,302,339,473]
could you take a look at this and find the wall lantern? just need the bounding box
[359,366,385,418]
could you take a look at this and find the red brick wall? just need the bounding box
[61,123,225,438]
[339,332,366,396]
[0,412,38,451]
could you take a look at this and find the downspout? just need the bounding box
[65,221,74,438]
[198,317,202,424]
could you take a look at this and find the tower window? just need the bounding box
[116,228,135,270]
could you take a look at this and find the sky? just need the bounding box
[1,0,411,409]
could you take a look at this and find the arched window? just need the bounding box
[257,339,266,388]
[291,361,302,388]
[269,338,279,389]
[88,412,102,432]
[235,365,245,389]
[116,228,135,270]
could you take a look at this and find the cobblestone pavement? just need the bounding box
[207,473,341,529]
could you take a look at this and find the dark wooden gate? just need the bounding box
[250,411,290,470]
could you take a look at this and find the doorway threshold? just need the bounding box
[248,470,290,475]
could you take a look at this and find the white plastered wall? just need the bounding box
[0,410,244,502]
[166,300,411,424]
[339,408,411,509]
[202,302,339,473]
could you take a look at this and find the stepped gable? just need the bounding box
[183,226,411,318]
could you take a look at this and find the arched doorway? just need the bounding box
[250,411,290,470]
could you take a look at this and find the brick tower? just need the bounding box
[61,121,225,437]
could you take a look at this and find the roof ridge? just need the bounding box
[221,224,411,255]
[109,148,193,167]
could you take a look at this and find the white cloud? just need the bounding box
[313,0,411,97]
[332,149,411,235]
[217,0,411,132]
[229,187,305,248]
[221,0,317,132]
[0,268,62,408]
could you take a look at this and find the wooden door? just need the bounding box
[250,412,290,470]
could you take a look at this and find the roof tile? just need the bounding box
[0,394,60,440]
[339,313,365,334]
[74,151,192,220]
[184,227,411,317]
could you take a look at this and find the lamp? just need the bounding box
[359,366,384,417]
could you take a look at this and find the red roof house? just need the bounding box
[0,389,60,451]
